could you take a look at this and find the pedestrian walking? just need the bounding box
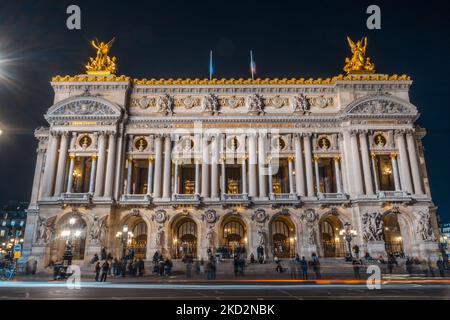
[312,257,321,279]
[437,258,446,277]
[300,256,308,280]
[352,245,360,259]
[100,261,109,282]
[94,261,101,282]
[353,259,361,279]
[233,256,239,276]
[289,259,296,279]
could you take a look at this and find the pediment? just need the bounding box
[345,94,418,117]
[45,96,122,120]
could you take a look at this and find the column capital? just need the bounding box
[334,155,341,161]
[288,155,295,162]
[390,152,398,160]
[370,152,377,160]
[349,129,359,136]
[69,153,76,160]
[148,156,155,162]
[91,154,97,160]
[313,154,320,161]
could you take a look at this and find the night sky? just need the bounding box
[0,0,448,222]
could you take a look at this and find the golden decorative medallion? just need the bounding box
[318,137,331,150]
[79,135,92,149]
[374,134,387,147]
[135,137,148,151]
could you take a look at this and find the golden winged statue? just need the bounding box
[343,36,375,74]
[85,38,117,75]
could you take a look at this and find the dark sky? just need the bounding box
[0,0,449,222]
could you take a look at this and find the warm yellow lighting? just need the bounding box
[69,217,76,225]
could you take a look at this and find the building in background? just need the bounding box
[0,201,27,255]
[22,37,442,270]
[440,223,450,255]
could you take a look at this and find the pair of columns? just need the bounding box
[347,129,424,196]
[41,131,117,199]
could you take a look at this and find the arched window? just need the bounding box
[320,217,345,258]
[383,214,404,256]
[56,215,87,260]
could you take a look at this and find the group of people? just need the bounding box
[92,247,147,282]
[152,251,173,276]
[216,246,247,259]
[274,254,321,280]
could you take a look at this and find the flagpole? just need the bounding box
[250,50,254,80]
[209,50,213,80]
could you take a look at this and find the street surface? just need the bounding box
[0,279,448,300]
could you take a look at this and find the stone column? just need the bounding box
[113,128,124,201]
[104,133,117,198]
[241,155,248,194]
[288,156,295,194]
[88,155,97,194]
[147,157,154,195]
[313,155,320,194]
[359,131,374,195]
[258,132,267,198]
[201,136,210,198]
[195,158,200,195]
[391,153,401,191]
[396,131,413,193]
[173,160,179,195]
[248,134,258,197]
[94,133,107,197]
[334,156,343,194]
[303,134,315,197]
[371,153,380,193]
[406,131,424,195]
[221,157,226,195]
[294,134,305,196]
[162,135,172,199]
[153,135,163,198]
[210,136,219,198]
[30,147,46,205]
[350,130,364,195]
[42,132,60,198]
[125,157,133,194]
[268,158,273,194]
[66,154,76,193]
[54,132,69,196]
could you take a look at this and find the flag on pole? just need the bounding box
[250,50,256,80]
[209,50,214,80]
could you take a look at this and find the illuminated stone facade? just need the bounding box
[22,73,441,269]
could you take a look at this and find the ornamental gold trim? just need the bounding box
[50,74,411,84]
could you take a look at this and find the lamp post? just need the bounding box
[339,222,357,259]
[116,225,133,260]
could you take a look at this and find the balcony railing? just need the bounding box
[221,193,250,203]
[377,191,409,199]
[172,193,200,204]
[61,192,92,204]
[119,194,151,204]
[318,193,348,200]
[269,193,299,202]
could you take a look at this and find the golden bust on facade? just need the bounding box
[343,36,375,74]
[85,38,117,75]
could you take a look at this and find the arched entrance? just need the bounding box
[130,221,147,259]
[271,216,296,258]
[173,217,197,259]
[53,214,87,261]
[221,217,247,257]
[320,215,345,257]
[118,216,148,260]
[383,213,404,256]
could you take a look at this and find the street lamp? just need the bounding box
[59,216,82,264]
[116,225,134,260]
[339,222,357,259]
